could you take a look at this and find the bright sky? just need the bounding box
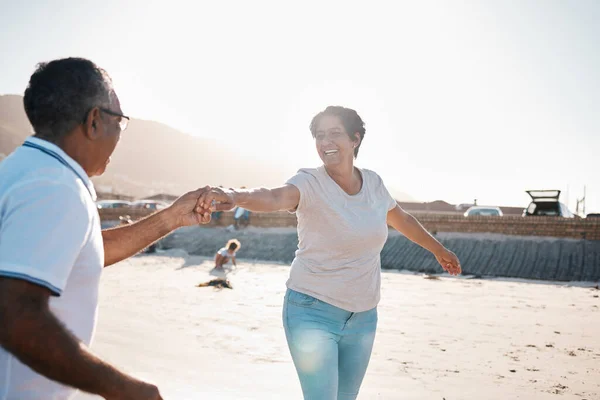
[1,0,598,213]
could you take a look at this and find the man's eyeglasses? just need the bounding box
[100,108,130,131]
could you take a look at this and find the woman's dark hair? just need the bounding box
[309,106,366,158]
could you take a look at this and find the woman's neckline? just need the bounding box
[320,165,364,197]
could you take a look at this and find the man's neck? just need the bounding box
[33,133,91,176]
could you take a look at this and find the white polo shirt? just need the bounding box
[0,137,104,400]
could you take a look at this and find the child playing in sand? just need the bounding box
[213,239,240,270]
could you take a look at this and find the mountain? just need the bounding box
[0,95,33,160]
[1,94,418,202]
[0,95,287,198]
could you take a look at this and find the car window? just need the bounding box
[468,208,499,216]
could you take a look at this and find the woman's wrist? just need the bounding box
[429,241,446,257]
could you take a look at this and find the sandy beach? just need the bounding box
[76,250,600,400]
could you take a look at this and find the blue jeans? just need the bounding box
[283,289,378,400]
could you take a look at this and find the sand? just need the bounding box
[76,249,600,400]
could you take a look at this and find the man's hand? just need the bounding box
[106,379,163,400]
[195,186,236,215]
[166,186,213,228]
[434,248,462,276]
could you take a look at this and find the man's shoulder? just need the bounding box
[3,145,74,178]
[0,168,93,225]
[1,156,88,202]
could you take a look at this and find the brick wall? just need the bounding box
[410,213,600,240]
[99,209,600,240]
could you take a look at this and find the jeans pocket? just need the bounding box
[287,289,318,307]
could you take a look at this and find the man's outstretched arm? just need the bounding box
[102,187,211,267]
[0,278,161,399]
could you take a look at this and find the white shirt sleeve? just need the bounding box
[285,169,316,212]
[0,179,91,295]
[375,172,398,211]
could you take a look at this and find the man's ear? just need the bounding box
[83,107,102,140]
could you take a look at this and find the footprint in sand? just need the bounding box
[549,383,568,395]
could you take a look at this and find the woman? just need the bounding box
[197,106,461,399]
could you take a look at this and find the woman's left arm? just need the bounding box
[386,205,462,275]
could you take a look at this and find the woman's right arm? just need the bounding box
[198,185,300,214]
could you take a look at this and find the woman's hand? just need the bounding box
[195,186,236,215]
[434,248,462,276]
[165,186,212,227]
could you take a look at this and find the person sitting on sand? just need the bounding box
[214,239,241,270]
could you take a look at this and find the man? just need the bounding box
[0,58,211,399]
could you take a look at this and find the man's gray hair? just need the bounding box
[23,58,114,140]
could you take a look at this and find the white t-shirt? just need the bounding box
[0,137,104,400]
[218,247,236,259]
[285,166,397,312]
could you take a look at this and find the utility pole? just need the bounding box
[583,185,586,216]
[575,186,586,217]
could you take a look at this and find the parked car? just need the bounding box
[586,213,600,219]
[522,190,574,218]
[96,200,131,209]
[455,203,476,212]
[130,200,168,210]
[464,206,503,217]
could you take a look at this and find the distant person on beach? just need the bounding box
[0,58,213,400]
[211,210,223,224]
[197,106,462,399]
[233,206,250,229]
[213,239,241,270]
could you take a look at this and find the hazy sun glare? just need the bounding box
[0,0,598,211]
